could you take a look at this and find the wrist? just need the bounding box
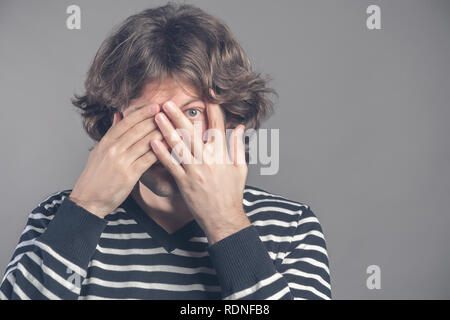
[68,194,108,219]
[205,213,251,246]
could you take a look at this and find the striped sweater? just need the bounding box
[0,185,331,300]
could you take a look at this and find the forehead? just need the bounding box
[125,78,202,114]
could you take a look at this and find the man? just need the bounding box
[0,3,331,300]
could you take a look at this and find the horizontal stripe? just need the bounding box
[296,243,328,257]
[21,225,45,236]
[282,268,331,290]
[16,262,60,300]
[106,219,138,226]
[34,240,86,278]
[244,197,307,209]
[253,219,298,228]
[1,187,330,300]
[188,236,208,243]
[78,294,138,300]
[96,244,209,258]
[288,282,331,300]
[28,213,53,220]
[266,286,291,300]
[83,276,221,292]
[100,232,151,240]
[224,273,283,300]
[0,288,7,300]
[246,206,302,218]
[89,259,216,275]
[282,257,330,275]
[26,251,81,293]
[6,273,30,300]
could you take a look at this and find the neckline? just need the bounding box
[121,194,202,253]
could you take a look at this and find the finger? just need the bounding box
[229,125,246,166]
[205,103,228,161]
[154,112,194,163]
[115,116,159,153]
[107,103,160,141]
[162,101,204,158]
[162,101,194,132]
[125,129,163,166]
[154,112,182,147]
[206,103,226,143]
[150,139,185,180]
[130,150,158,180]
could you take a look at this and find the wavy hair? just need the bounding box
[72,2,278,146]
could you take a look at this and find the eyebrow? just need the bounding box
[132,98,202,112]
[179,98,203,108]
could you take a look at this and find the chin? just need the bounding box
[139,163,180,197]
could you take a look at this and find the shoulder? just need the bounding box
[243,185,326,243]
[10,189,74,257]
[243,185,328,267]
[33,189,73,216]
[243,185,317,224]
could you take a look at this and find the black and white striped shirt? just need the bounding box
[0,185,331,300]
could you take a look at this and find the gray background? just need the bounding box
[1,0,449,299]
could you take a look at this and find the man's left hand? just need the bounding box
[151,100,251,246]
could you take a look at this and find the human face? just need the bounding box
[122,78,208,197]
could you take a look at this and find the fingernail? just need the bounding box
[150,139,160,149]
[163,101,175,113]
[155,112,165,123]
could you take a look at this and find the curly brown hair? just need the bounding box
[72,2,278,145]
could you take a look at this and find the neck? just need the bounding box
[130,182,194,233]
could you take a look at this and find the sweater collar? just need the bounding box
[121,195,204,253]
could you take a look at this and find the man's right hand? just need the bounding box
[69,103,163,218]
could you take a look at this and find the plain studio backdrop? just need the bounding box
[1,0,449,299]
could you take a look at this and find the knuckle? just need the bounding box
[106,145,119,158]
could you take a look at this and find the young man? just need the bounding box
[0,3,331,300]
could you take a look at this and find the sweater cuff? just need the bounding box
[207,224,277,297]
[37,196,108,270]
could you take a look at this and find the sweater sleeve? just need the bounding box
[206,206,331,300]
[0,194,107,300]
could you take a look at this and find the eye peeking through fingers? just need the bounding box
[183,108,203,119]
